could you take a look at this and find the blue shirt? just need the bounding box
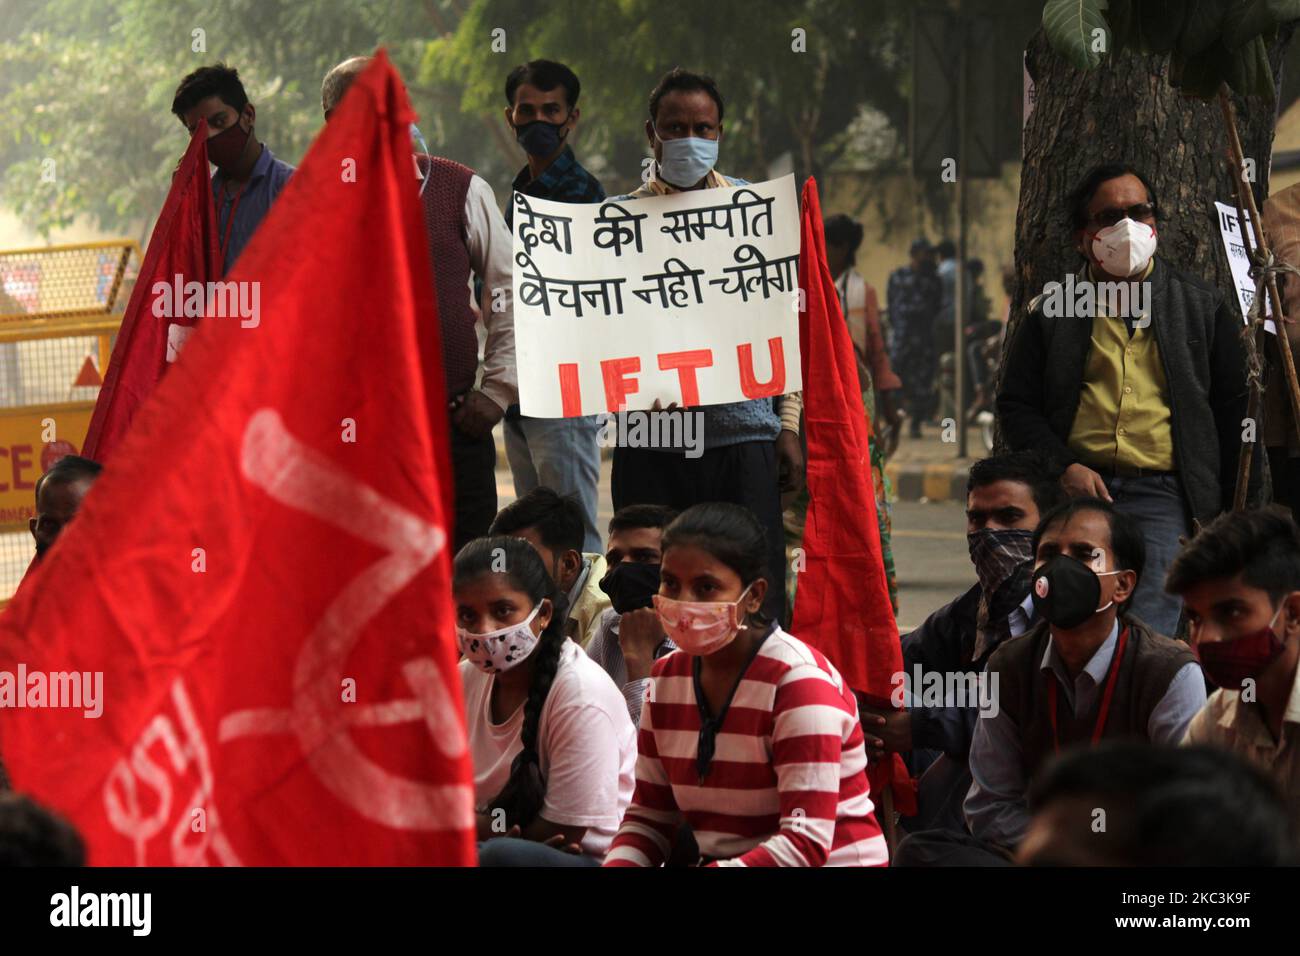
[964,619,1207,847]
[504,145,605,232]
[212,144,295,274]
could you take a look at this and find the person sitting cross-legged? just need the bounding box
[893,498,1206,866]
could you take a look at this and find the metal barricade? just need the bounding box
[0,240,138,603]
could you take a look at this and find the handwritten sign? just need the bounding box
[511,175,802,417]
[1215,200,1277,335]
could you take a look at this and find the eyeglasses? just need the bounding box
[1087,202,1157,229]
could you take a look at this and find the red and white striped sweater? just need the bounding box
[604,627,888,867]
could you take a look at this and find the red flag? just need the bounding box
[790,177,914,815]
[83,122,223,462]
[0,51,475,865]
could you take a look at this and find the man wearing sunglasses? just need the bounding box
[999,163,1255,637]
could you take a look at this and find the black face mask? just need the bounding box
[1030,555,1118,630]
[599,561,661,614]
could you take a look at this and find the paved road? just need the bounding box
[890,500,974,633]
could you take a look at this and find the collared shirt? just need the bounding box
[460,173,517,412]
[1184,659,1300,833]
[1007,591,1036,640]
[964,620,1206,847]
[563,553,611,647]
[1066,261,1175,472]
[585,607,676,726]
[503,145,605,232]
[212,144,295,275]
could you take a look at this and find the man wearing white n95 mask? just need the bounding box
[999,163,1257,637]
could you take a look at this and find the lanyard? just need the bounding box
[219,181,247,263]
[1047,625,1129,754]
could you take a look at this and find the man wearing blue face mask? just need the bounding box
[895,498,1206,866]
[605,68,804,624]
[500,60,607,554]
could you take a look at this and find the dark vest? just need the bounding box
[418,155,477,398]
[988,615,1195,778]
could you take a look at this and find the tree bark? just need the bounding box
[996,27,1292,448]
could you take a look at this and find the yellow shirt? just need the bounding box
[1067,262,1175,472]
[566,553,611,649]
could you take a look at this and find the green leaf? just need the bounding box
[1137,0,1188,53]
[1178,0,1233,56]
[1043,0,1111,70]
[1224,0,1278,48]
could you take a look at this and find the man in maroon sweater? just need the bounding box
[321,56,517,550]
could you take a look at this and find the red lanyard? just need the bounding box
[219,182,247,262]
[1047,625,1129,754]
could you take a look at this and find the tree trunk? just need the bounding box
[996,27,1292,447]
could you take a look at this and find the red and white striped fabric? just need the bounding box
[604,627,889,867]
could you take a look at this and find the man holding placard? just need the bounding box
[607,68,804,622]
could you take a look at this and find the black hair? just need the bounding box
[171,63,249,120]
[0,793,86,866]
[608,503,678,536]
[967,450,1065,519]
[823,213,864,256]
[489,487,585,556]
[661,502,770,626]
[1032,497,1146,610]
[453,536,569,831]
[504,59,581,109]
[1066,162,1158,231]
[936,238,956,259]
[648,67,724,123]
[1166,506,1300,603]
[1027,742,1294,866]
[34,455,102,502]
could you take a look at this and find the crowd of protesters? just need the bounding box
[1,55,1299,869]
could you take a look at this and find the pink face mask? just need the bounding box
[653,584,752,656]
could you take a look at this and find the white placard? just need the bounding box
[511,174,802,417]
[1215,200,1277,335]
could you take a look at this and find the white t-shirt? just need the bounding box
[459,639,637,858]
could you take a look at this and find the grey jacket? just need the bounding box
[997,256,1256,526]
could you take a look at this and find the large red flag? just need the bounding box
[790,177,914,815]
[0,51,475,865]
[83,121,223,462]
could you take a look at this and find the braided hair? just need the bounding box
[453,536,569,831]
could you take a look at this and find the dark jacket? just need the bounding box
[901,583,984,757]
[986,614,1196,779]
[997,256,1256,526]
